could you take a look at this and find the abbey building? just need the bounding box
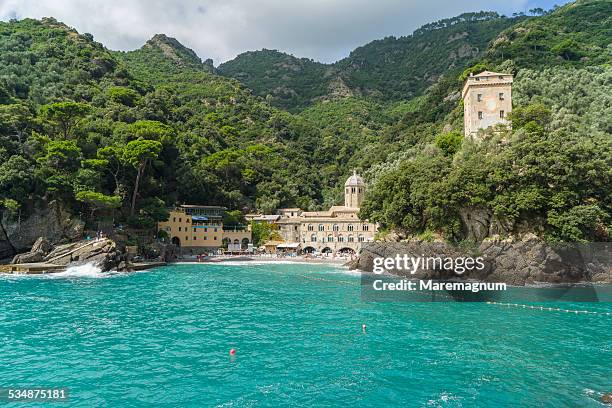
[247,171,378,255]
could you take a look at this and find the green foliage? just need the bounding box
[435,131,463,156]
[107,87,140,106]
[487,0,611,67]
[124,138,162,167]
[219,13,521,110]
[75,190,121,210]
[508,103,552,131]
[250,221,280,246]
[40,101,91,138]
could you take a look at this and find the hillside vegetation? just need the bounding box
[218,12,522,111]
[0,0,610,250]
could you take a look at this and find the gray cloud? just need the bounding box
[0,0,536,64]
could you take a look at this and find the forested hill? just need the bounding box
[218,12,523,111]
[0,0,610,250]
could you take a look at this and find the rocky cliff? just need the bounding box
[0,201,84,261]
[351,234,611,285]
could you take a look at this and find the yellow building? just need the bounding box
[158,205,251,254]
[256,172,378,255]
[462,71,513,138]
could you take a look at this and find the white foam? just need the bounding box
[51,263,108,279]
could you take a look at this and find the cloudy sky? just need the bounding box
[0,0,568,65]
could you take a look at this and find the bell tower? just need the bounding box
[344,170,365,209]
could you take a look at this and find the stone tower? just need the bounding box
[344,171,365,209]
[462,71,513,138]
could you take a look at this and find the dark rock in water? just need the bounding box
[602,393,612,404]
[353,233,611,285]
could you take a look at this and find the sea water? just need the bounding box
[0,263,610,407]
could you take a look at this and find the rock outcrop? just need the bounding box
[0,201,84,260]
[351,234,611,285]
[12,238,128,272]
[43,238,127,271]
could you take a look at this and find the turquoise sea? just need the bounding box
[0,263,610,407]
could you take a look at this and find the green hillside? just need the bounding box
[218,12,523,110]
[356,0,611,242]
[0,0,610,247]
[0,17,329,236]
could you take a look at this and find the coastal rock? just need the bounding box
[353,235,611,285]
[0,201,84,260]
[31,237,53,255]
[11,251,44,264]
[44,238,127,272]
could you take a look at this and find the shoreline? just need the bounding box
[173,255,350,266]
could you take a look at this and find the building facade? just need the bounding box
[462,71,513,138]
[264,172,378,255]
[158,205,251,253]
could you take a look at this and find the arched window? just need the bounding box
[338,235,344,243]
[327,234,334,242]
[348,224,354,232]
[310,234,317,242]
[348,235,354,242]
[307,224,314,231]
[358,235,365,242]
[233,239,239,245]
[362,224,369,231]
[332,224,339,232]
[318,224,324,232]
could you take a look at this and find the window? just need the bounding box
[477,93,482,102]
[478,111,483,120]
[358,235,365,242]
[499,75,504,80]
[214,236,217,240]
[204,228,208,232]
[348,235,354,242]
[179,218,182,223]
[351,187,355,193]
[294,226,298,231]
[173,217,176,222]
[311,234,317,242]
[363,225,369,231]
[165,227,171,232]
[185,236,189,241]
[327,235,333,242]
[308,224,314,231]
[193,236,197,241]
[193,228,196,232]
[204,236,207,240]
[500,110,505,118]
[348,224,354,232]
[338,235,344,243]
[499,92,504,100]
[333,224,339,232]
[318,224,324,232]
[214,228,218,232]
[178,227,182,232]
